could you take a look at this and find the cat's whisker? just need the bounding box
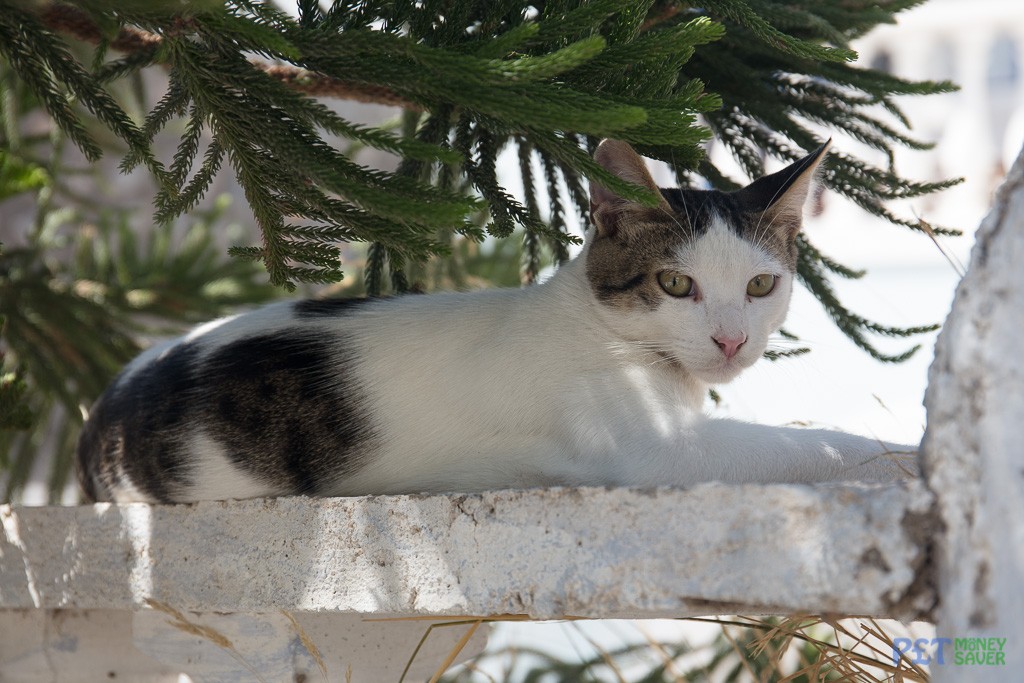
[751,201,786,255]
[613,339,703,356]
[605,339,697,371]
[656,205,690,241]
[642,354,678,369]
[671,184,694,234]
[766,337,807,347]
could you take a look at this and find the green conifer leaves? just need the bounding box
[0,3,158,173]
[1,0,958,357]
[0,0,727,289]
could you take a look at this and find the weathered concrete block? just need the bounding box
[2,484,931,620]
[922,144,1024,680]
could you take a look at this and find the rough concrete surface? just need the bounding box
[2,484,931,620]
[922,143,1024,680]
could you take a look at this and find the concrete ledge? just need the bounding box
[1,483,934,620]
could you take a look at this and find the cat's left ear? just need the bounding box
[590,139,671,238]
[733,140,832,237]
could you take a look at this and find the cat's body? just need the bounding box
[77,140,914,503]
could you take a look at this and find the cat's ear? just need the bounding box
[590,139,670,237]
[733,140,832,237]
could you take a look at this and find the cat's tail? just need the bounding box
[76,396,112,503]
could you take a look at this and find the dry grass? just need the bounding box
[689,615,930,682]
[144,598,269,683]
[141,602,929,681]
[433,613,932,682]
[281,609,329,681]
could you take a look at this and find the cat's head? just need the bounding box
[585,139,830,384]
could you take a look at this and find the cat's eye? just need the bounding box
[657,271,695,297]
[746,274,776,297]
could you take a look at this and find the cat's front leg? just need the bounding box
[686,418,918,485]
[594,417,918,488]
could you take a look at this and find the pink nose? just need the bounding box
[713,334,746,359]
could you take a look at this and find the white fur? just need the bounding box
[185,431,280,501]
[109,460,158,504]
[297,224,913,495]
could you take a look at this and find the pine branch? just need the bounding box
[517,138,543,284]
[38,3,424,108]
[539,149,571,265]
[696,0,857,62]
[0,2,166,178]
[39,3,162,54]
[365,241,386,296]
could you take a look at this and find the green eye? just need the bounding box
[747,274,776,297]
[657,271,695,297]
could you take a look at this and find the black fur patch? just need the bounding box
[77,343,203,503]
[660,188,716,239]
[77,330,377,501]
[585,202,703,310]
[663,188,796,267]
[199,332,375,495]
[293,297,376,318]
[595,272,648,298]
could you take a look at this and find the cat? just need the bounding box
[76,139,915,503]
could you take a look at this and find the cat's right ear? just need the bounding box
[590,140,670,238]
[733,140,832,239]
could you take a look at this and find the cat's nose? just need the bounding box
[712,334,747,359]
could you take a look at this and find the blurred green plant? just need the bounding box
[0,142,278,502]
[0,360,33,432]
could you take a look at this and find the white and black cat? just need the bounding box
[77,139,915,503]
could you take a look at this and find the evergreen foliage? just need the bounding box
[1,0,960,499]
[0,196,279,499]
[2,1,956,332]
[0,73,279,499]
